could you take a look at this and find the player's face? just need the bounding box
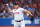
[14,5,18,9]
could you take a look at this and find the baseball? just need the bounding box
[6,4,8,5]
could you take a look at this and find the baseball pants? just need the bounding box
[14,20,25,27]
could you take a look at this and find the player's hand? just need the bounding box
[30,16,34,21]
[6,4,9,7]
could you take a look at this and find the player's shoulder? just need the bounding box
[19,7,24,9]
[19,7,24,10]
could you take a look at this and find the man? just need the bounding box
[6,3,33,27]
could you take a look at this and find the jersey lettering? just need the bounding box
[14,12,19,14]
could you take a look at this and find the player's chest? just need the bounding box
[13,9,21,14]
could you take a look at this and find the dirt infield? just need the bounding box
[0,26,40,27]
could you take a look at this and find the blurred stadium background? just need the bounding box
[0,0,40,27]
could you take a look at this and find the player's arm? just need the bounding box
[24,9,34,21]
[25,10,33,16]
[24,9,33,16]
[8,7,12,13]
[6,4,12,13]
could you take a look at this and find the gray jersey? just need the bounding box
[12,7,26,21]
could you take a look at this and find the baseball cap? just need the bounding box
[13,2,19,5]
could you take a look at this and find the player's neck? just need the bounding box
[15,9,17,10]
[15,7,18,10]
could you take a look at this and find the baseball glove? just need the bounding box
[30,16,34,21]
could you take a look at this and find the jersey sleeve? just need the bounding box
[20,8,26,12]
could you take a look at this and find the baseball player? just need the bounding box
[6,3,34,27]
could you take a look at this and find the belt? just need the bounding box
[15,20,23,22]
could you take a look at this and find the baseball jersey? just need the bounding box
[12,7,26,21]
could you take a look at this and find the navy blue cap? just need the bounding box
[14,2,18,5]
